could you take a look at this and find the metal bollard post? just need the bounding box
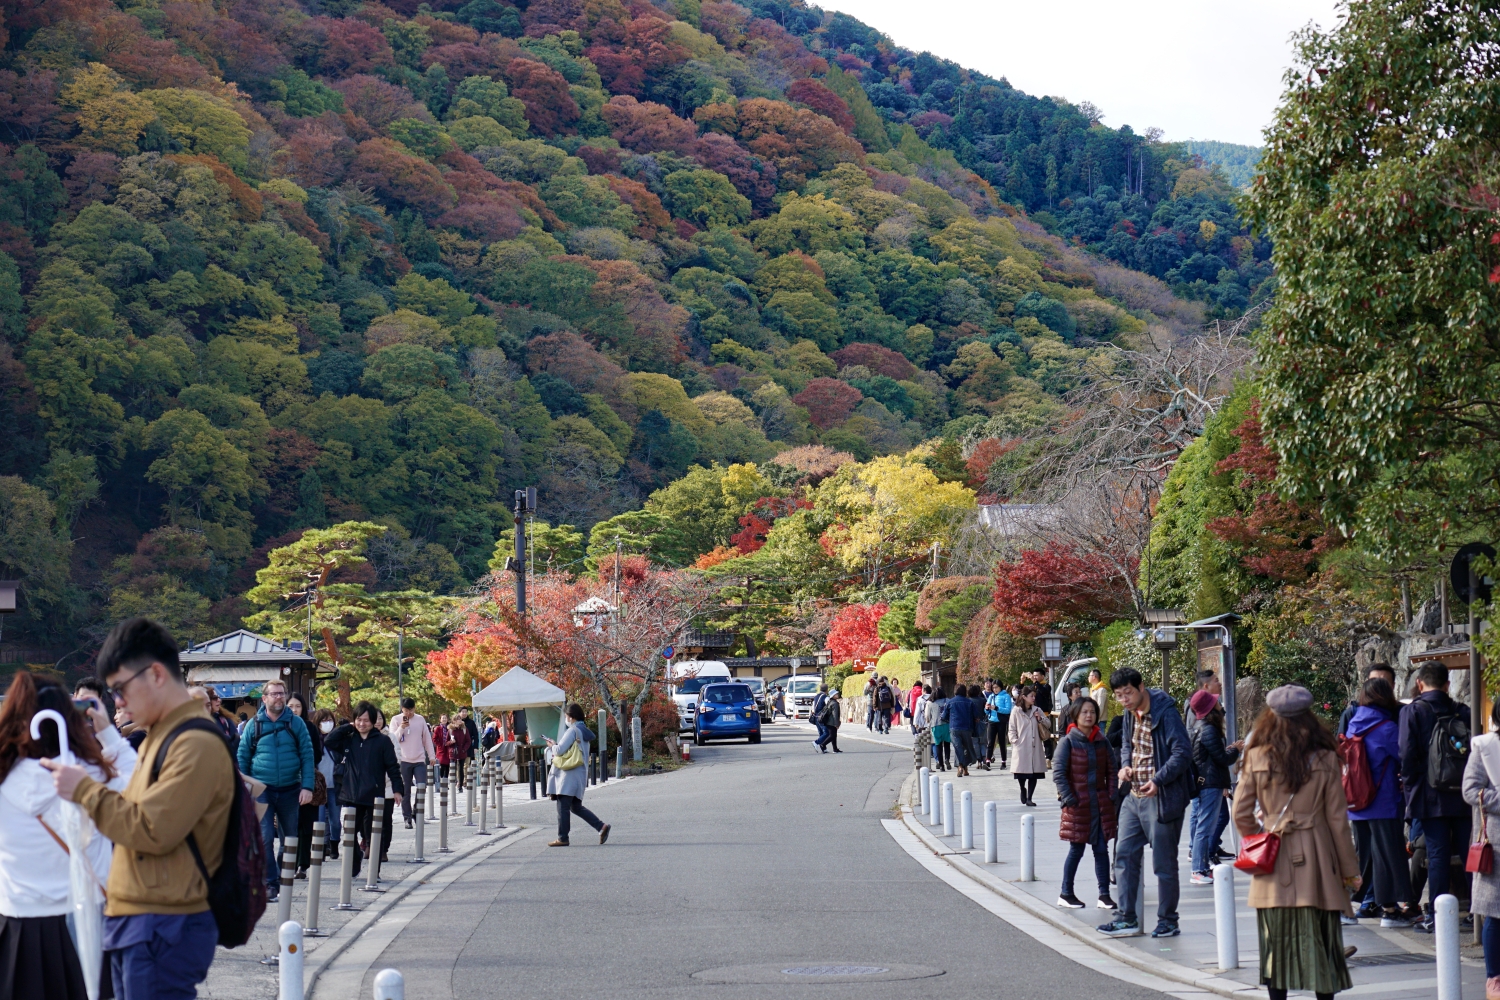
[279,921,303,1000]
[1436,893,1460,1000]
[495,762,505,829]
[465,760,476,824]
[942,781,954,837]
[615,746,624,779]
[1020,813,1035,881]
[477,762,491,835]
[918,766,930,814]
[304,822,326,935]
[983,801,997,863]
[928,772,941,827]
[373,968,405,1000]
[276,835,299,928]
[411,784,426,862]
[960,790,973,850]
[362,798,385,892]
[336,806,357,910]
[1212,863,1238,970]
[631,714,642,761]
[438,772,450,852]
[527,759,537,799]
[590,748,598,786]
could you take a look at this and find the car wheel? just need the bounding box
[694,729,705,746]
[749,732,761,744]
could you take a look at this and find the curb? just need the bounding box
[894,771,1265,999]
[303,822,529,994]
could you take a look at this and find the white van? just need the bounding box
[669,660,731,732]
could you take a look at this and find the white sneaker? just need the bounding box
[1189,872,1213,885]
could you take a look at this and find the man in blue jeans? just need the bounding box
[1098,667,1194,939]
[237,678,314,902]
[46,617,237,999]
[1399,662,1471,932]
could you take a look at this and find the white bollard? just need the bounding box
[438,772,450,852]
[362,799,385,892]
[305,822,325,935]
[918,766,930,815]
[960,790,973,850]
[278,921,304,1000]
[1020,813,1035,881]
[411,784,426,861]
[928,772,941,827]
[373,968,405,1000]
[1436,894,1460,1000]
[276,835,299,928]
[942,781,954,837]
[983,801,997,864]
[477,763,490,836]
[336,805,357,910]
[1212,863,1238,970]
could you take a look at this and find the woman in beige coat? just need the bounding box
[1232,685,1359,1000]
[1008,684,1051,806]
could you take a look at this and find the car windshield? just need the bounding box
[704,686,752,704]
[741,678,764,692]
[789,678,820,694]
[676,677,726,695]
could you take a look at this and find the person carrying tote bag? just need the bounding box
[545,705,611,847]
[1461,699,1500,1000]
[1231,685,1359,1000]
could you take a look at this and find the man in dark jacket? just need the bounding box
[237,679,314,902]
[325,701,404,878]
[1399,662,1471,929]
[1098,667,1193,940]
[810,684,830,752]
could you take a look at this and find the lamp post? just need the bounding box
[1134,621,1238,742]
[1036,632,1064,691]
[922,636,947,690]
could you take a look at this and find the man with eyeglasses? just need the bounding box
[236,677,314,903]
[42,617,237,1000]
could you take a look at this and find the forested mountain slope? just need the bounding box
[0,0,1258,652]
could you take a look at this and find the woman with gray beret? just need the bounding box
[1231,685,1359,1000]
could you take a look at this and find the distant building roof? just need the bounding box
[180,629,316,664]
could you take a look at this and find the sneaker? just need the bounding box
[1150,920,1180,938]
[1097,894,1116,909]
[1097,917,1141,937]
[1380,912,1416,929]
[267,885,280,902]
[1057,893,1085,908]
[1356,899,1380,919]
[1412,917,1434,933]
[1190,871,1213,885]
[1340,913,1358,926]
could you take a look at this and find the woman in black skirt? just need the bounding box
[0,670,137,1000]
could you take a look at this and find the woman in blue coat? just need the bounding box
[1346,677,1416,926]
[545,704,611,847]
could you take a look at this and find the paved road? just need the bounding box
[346,724,1178,1000]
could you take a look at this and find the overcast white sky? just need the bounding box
[815,0,1345,147]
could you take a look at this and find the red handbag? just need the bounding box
[1468,790,1493,875]
[1235,795,1293,876]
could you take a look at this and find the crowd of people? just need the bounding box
[0,616,583,1000]
[894,658,1496,1000]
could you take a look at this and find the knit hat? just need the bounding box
[1265,684,1313,717]
[1187,689,1218,720]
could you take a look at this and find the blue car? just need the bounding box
[694,682,762,745]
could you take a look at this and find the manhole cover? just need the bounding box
[692,963,943,984]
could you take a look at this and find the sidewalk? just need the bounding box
[892,760,1485,999]
[201,770,637,999]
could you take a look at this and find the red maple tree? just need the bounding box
[991,542,1135,636]
[793,377,862,430]
[826,603,893,664]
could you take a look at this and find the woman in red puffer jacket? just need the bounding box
[433,713,454,787]
[1052,696,1118,910]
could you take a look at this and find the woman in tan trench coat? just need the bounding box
[1232,684,1360,1000]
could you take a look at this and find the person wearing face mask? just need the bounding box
[287,693,326,877]
[324,702,402,876]
[310,709,340,860]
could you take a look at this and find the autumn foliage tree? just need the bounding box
[991,541,1136,637]
[826,601,892,664]
[793,377,862,429]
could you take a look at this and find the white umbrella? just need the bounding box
[31,709,103,1000]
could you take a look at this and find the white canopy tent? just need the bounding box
[471,668,567,766]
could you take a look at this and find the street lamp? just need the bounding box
[1036,631,1065,689]
[815,649,832,669]
[1133,620,1239,742]
[921,636,946,690]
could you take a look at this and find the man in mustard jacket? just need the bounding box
[45,618,236,1000]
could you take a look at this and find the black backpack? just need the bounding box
[150,717,267,948]
[1425,705,1471,793]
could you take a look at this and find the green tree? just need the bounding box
[1242,1,1500,558]
[662,169,751,227]
[489,520,587,575]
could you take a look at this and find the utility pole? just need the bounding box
[396,624,404,702]
[512,487,535,616]
[613,537,622,606]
